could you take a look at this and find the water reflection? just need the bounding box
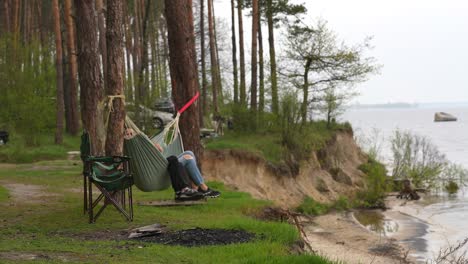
[354,210,399,236]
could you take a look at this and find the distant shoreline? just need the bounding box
[349,102,468,110]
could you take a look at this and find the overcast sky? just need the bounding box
[213,0,468,104]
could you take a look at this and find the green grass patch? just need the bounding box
[0,160,333,263]
[0,185,8,202]
[0,133,80,163]
[205,121,351,166]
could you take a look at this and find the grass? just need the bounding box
[205,121,351,166]
[0,160,333,264]
[0,133,81,163]
[296,196,351,216]
[0,185,8,202]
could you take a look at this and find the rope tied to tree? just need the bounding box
[103,95,126,130]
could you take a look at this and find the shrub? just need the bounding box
[296,197,329,216]
[357,158,389,208]
[445,181,459,195]
[390,129,446,189]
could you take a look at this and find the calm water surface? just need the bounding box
[343,106,468,261]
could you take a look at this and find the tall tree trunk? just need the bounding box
[230,0,239,104]
[136,0,151,103]
[301,59,312,123]
[74,0,105,156]
[96,0,107,91]
[237,0,246,106]
[207,0,219,114]
[63,54,72,134]
[133,0,141,101]
[211,2,223,101]
[161,19,169,97]
[199,0,207,124]
[105,0,126,156]
[124,3,134,101]
[150,25,159,97]
[258,5,264,113]
[267,0,278,114]
[64,0,80,135]
[13,0,20,41]
[250,0,258,112]
[4,0,11,34]
[164,0,202,162]
[52,0,64,144]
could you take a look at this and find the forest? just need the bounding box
[0,0,378,164]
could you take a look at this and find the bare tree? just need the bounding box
[284,20,378,122]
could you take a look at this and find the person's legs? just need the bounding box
[178,151,220,197]
[178,151,205,187]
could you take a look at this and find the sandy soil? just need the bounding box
[0,182,59,204]
[302,212,414,264]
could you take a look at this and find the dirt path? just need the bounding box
[1,182,58,204]
[303,212,413,264]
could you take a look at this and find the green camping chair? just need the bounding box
[81,133,134,223]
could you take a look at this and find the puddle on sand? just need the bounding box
[353,210,399,236]
[354,209,430,263]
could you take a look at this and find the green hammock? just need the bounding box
[123,116,184,192]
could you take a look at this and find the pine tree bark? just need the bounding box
[124,3,134,101]
[250,0,258,112]
[52,0,64,144]
[258,4,265,113]
[74,0,105,156]
[267,0,278,114]
[105,0,125,156]
[64,0,80,135]
[164,0,202,162]
[136,0,151,102]
[96,0,107,91]
[199,0,208,123]
[133,0,142,101]
[13,0,20,41]
[207,0,219,114]
[161,20,169,97]
[231,0,239,104]
[237,0,246,106]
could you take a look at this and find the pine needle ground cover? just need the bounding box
[0,160,331,264]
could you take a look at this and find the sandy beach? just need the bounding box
[302,196,435,264]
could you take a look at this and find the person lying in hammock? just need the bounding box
[124,128,220,200]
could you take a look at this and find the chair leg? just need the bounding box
[94,185,132,221]
[88,179,93,223]
[83,175,87,214]
[92,194,105,209]
[93,200,109,222]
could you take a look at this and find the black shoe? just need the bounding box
[175,188,204,201]
[198,188,221,198]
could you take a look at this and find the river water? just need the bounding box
[342,105,468,262]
